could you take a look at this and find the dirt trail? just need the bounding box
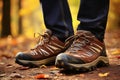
[0,29,120,80]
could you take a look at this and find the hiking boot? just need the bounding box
[55,30,109,71]
[15,29,73,67]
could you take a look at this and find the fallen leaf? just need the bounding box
[10,73,23,78]
[40,65,47,68]
[6,64,13,68]
[116,55,120,59]
[98,72,109,77]
[0,74,6,77]
[34,74,49,79]
[111,49,120,55]
[50,70,59,75]
[50,66,59,70]
[18,66,30,70]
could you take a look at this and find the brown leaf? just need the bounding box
[116,55,120,59]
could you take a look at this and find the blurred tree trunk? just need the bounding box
[18,0,22,34]
[1,0,11,37]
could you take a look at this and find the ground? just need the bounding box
[0,29,120,80]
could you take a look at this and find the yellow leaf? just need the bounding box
[98,72,109,77]
[40,65,47,68]
[50,66,59,70]
[111,49,120,55]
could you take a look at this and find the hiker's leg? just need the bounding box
[77,0,109,41]
[40,0,74,41]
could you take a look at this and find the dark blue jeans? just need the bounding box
[40,0,109,42]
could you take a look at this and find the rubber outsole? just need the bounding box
[15,56,56,67]
[55,56,109,72]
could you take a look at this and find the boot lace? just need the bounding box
[32,32,51,50]
[65,33,94,53]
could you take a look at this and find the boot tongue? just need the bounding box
[44,29,52,37]
[76,30,91,34]
[40,29,52,44]
[76,30,95,37]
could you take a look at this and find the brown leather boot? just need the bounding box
[15,29,72,67]
[55,30,109,71]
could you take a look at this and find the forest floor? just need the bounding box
[0,29,120,80]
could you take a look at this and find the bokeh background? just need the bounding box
[0,0,120,38]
